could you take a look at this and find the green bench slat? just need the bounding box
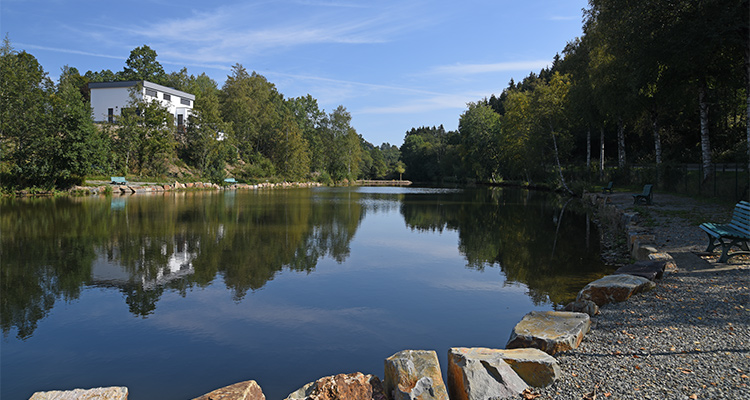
[700,201,750,262]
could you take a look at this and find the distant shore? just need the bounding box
[10,179,415,197]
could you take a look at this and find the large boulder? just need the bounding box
[576,274,656,306]
[285,373,385,400]
[447,347,528,400]
[193,380,265,400]
[29,386,128,400]
[506,311,590,355]
[384,350,449,400]
[492,348,561,388]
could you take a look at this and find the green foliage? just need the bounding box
[319,105,362,182]
[459,102,502,182]
[121,45,166,83]
[238,153,277,181]
[1,40,111,189]
[114,87,177,176]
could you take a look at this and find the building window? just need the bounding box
[163,93,171,101]
[180,98,191,106]
[145,88,157,97]
[108,108,114,123]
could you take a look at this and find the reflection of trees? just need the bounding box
[1,189,365,338]
[401,188,609,305]
[1,197,100,339]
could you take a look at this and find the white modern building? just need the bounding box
[89,80,195,125]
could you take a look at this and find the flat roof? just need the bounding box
[88,80,195,100]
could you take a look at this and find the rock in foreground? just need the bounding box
[193,380,265,400]
[29,386,128,400]
[285,373,385,400]
[384,350,448,400]
[506,311,590,355]
[491,348,561,388]
[576,274,656,306]
[447,347,528,400]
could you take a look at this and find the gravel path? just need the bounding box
[530,194,750,399]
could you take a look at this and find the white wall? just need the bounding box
[90,87,133,122]
[90,82,194,124]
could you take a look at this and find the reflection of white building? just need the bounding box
[89,80,195,126]
[91,242,197,290]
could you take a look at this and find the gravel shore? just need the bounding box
[531,194,750,399]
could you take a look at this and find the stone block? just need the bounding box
[384,350,448,400]
[630,236,657,260]
[193,380,265,400]
[493,348,560,388]
[614,260,666,281]
[506,311,590,355]
[447,347,528,400]
[285,373,385,400]
[563,300,599,317]
[576,274,656,306]
[648,253,677,274]
[29,386,128,400]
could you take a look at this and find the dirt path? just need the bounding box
[603,191,748,269]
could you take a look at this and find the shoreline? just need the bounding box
[532,192,749,399]
[23,189,749,399]
[10,179,415,197]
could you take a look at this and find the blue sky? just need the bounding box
[2,0,587,146]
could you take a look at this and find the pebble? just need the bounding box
[531,268,749,399]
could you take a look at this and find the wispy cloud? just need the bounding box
[430,60,552,75]
[70,2,427,67]
[15,43,124,60]
[358,93,476,115]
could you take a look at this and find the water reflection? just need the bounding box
[399,188,607,305]
[1,189,366,339]
[1,187,607,341]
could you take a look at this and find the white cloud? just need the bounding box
[430,60,552,75]
[15,43,124,61]
[75,1,428,67]
[358,91,483,115]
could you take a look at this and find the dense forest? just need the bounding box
[0,40,403,189]
[1,0,748,192]
[399,0,748,193]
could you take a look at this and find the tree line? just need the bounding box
[0,40,404,190]
[399,0,748,191]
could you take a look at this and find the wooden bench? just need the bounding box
[224,178,237,184]
[601,181,613,194]
[111,176,127,185]
[699,201,750,263]
[632,184,653,205]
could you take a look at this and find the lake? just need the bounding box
[1,186,611,399]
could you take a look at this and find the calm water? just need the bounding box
[1,186,611,399]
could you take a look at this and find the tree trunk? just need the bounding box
[599,126,605,181]
[698,81,712,180]
[586,127,591,171]
[651,110,663,186]
[550,126,573,195]
[617,117,626,168]
[651,111,662,165]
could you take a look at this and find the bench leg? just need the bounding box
[704,232,720,253]
[716,238,749,263]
